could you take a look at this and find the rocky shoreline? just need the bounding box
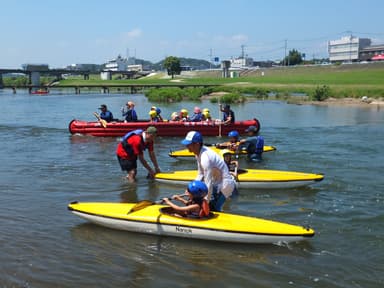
[303,97,384,107]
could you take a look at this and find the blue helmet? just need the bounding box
[187,180,208,198]
[228,130,239,139]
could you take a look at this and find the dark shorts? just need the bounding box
[117,156,137,171]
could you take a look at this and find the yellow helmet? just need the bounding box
[180,109,188,117]
[171,112,178,118]
[203,111,211,118]
[202,108,210,113]
[149,110,157,117]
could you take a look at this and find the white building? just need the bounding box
[328,36,371,63]
[230,57,253,68]
[104,55,128,71]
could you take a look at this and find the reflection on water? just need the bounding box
[0,91,383,287]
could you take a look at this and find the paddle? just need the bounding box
[128,193,187,214]
[93,112,107,128]
[218,101,222,138]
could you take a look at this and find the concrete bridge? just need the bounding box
[0,66,146,91]
[0,67,92,89]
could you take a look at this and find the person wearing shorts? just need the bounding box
[116,126,160,182]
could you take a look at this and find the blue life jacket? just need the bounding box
[121,129,143,155]
[245,136,264,155]
[255,136,264,154]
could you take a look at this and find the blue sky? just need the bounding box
[1,0,383,68]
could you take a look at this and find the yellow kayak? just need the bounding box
[68,201,314,244]
[155,169,324,189]
[169,145,276,158]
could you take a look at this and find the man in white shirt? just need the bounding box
[181,131,235,211]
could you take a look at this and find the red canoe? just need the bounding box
[31,89,49,95]
[68,118,261,137]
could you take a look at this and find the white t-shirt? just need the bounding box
[195,146,235,199]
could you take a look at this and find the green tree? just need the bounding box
[283,49,303,66]
[163,56,181,78]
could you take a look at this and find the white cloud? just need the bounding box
[231,34,249,43]
[123,28,142,39]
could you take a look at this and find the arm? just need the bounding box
[195,154,204,181]
[215,141,231,148]
[223,115,232,125]
[200,152,214,201]
[138,153,155,178]
[162,198,199,214]
[149,150,161,173]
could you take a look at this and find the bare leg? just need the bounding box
[126,169,137,183]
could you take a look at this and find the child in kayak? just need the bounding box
[162,180,210,218]
[216,130,240,150]
[220,149,239,179]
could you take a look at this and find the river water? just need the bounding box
[0,89,383,287]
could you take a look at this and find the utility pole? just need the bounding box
[284,39,287,66]
[209,48,213,70]
[241,44,245,58]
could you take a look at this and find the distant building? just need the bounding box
[253,61,274,68]
[180,65,193,71]
[127,64,143,72]
[359,44,384,61]
[230,57,254,68]
[104,55,129,71]
[21,64,49,71]
[328,36,371,63]
[66,64,102,72]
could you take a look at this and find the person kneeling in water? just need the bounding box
[162,180,210,218]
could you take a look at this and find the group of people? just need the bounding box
[99,101,260,218]
[98,102,235,125]
[97,102,138,123]
[115,124,263,218]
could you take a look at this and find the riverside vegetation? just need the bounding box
[6,62,384,103]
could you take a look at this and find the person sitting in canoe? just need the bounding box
[189,106,203,122]
[162,180,210,218]
[181,131,236,212]
[150,106,164,122]
[98,104,114,122]
[215,130,240,150]
[169,111,181,121]
[179,109,190,121]
[236,125,264,162]
[122,101,138,122]
[202,108,212,121]
[220,104,235,125]
[221,149,239,179]
[149,109,162,122]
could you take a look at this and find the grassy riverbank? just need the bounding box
[58,62,384,101]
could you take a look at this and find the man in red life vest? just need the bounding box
[116,126,161,182]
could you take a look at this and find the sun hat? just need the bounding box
[146,126,157,135]
[181,131,203,145]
